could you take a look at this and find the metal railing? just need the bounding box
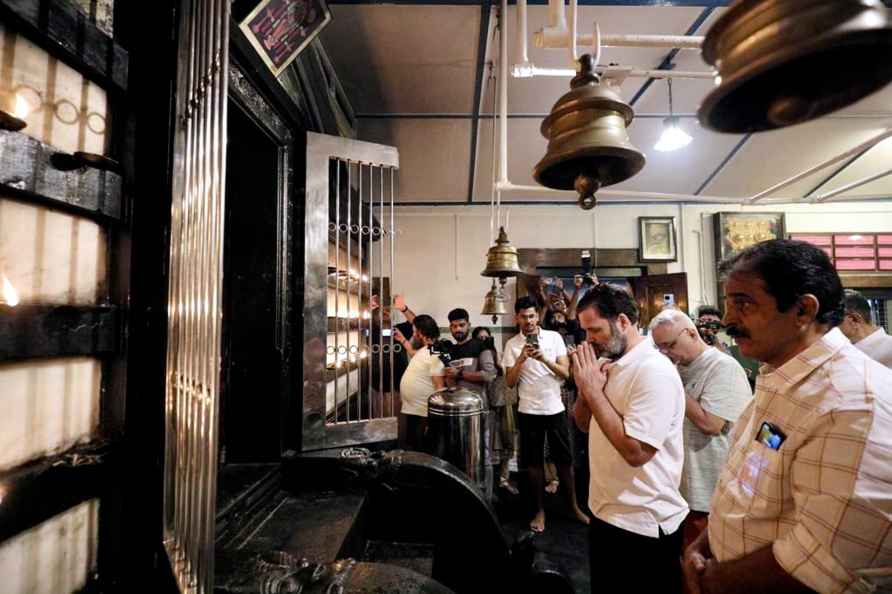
[162,0,229,592]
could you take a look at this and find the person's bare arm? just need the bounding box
[698,547,813,594]
[393,294,415,324]
[394,328,416,358]
[529,348,570,380]
[685,395,727,436]
[573,395,592,433]
[432,374,445,391]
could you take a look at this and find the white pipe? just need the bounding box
[547,0,567,33]
[748,127,892,203]
[536,31,703,50]
[592,22,601,68]
[516,65,714,79]
[495,181,745,203]
[517,0,529,66]
[812,167,892,202]
[569,0,578,66]
[499,0,508,187]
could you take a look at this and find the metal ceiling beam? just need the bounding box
[629,7,713,106]
[802,145,878,198]
[695,133,750,195]
[468,1,494,203]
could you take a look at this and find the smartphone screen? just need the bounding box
[525,334,538,346]
[382,329,392,337]
[563,334,576,348]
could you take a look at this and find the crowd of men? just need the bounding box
[375,239,892,594]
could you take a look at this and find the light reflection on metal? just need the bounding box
[699,0,892,133]
[481,279,508,324]
[1,274,19,306]
[162,1,229,593]
[534,54,645,208]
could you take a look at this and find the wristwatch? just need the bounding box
[399,306,408,313]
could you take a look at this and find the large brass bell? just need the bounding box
[481,280,509,324]
[534,54,645,208]
[481,226,523,278]
[699,0,892,133]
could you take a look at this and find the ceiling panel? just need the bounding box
[359,118,471,202]
[321,6,480,113]
[632,8,725,115]
[702,118,890,199]
[837,81,892,116]
[480,5,706,115]
[811,136,892,198]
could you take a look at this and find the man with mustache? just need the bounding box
[572,283,688,593]
[683,239,892,594]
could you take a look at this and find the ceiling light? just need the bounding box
[654,79,692,152]
[655,117,693,152]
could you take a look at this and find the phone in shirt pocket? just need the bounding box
[756,421,787,450]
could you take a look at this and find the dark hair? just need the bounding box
[697,305,721,319]
[413,314,440,340]
[844,289,873,323]
[577,283,639,324]
[515,295,538,314]
[448,308,470,323]
[472,326,491,340]
[718,239,844,326]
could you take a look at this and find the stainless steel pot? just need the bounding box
[427,387,486,491]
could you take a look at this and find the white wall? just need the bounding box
[388,202,892,330]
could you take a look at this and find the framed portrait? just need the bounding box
[713,212,786,263]
[240,0,332,77]
[638,217,678,262]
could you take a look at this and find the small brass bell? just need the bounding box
[534,54,645,205]
[481,280,509,324]
[481,226,523,278]
[699,0,892,133]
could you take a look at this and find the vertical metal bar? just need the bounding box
[389,167,395,404]
[378,166,385,409]
[206,0,226,587]
[334,159,340,423]
[357,163,363,422]
[360,166,372,418]
[346,161,352,423]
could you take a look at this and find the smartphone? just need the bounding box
[756,421,786,450]
[382,328,392,337]
[563,334,576,348]
[525,334,539,347]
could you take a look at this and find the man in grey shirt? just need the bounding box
[649,309,752,549]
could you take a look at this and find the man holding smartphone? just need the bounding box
[503,296,589,532]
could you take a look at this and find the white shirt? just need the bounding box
[399,346,445,417]
[588,337,689,538]
[709,328,892,594]
[501,329,568,415]
[855,326,892,368]
[678,347,752,512]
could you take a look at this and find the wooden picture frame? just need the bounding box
[713,212,786,264]
[638,217,678,262]
[239,0,332,77]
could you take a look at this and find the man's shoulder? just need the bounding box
[504,332,524,347]
[538,328,564,343]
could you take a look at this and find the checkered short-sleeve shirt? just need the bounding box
[709,328,892,594]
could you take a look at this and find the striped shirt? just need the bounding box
[709,328,892,594]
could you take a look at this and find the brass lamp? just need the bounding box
[699,0,892,133]
[481,226,523,278]
[534,54,645,210]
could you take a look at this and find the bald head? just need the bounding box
[649,309,706,365]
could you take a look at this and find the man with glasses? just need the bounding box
[649,309,751,550]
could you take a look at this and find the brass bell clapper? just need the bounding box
[533,53,645,210]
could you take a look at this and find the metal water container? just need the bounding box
[427,387,486,490]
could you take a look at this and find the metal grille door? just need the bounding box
[162,0,229,592]
[303,132,399,451]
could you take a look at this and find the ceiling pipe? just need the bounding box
[536,31,704,50]
[748,127,892,203]
[500,0,509,188]
[812,167,892,203]
[513,0,713,79]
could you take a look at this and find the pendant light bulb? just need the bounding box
[654,79,692,152]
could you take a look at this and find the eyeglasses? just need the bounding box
[655,329,688,352]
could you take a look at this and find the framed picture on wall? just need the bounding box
[713,212,786,263]
[240,0,332,77]
[638,217,678,262]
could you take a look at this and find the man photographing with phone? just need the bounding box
[503,296,589,533]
